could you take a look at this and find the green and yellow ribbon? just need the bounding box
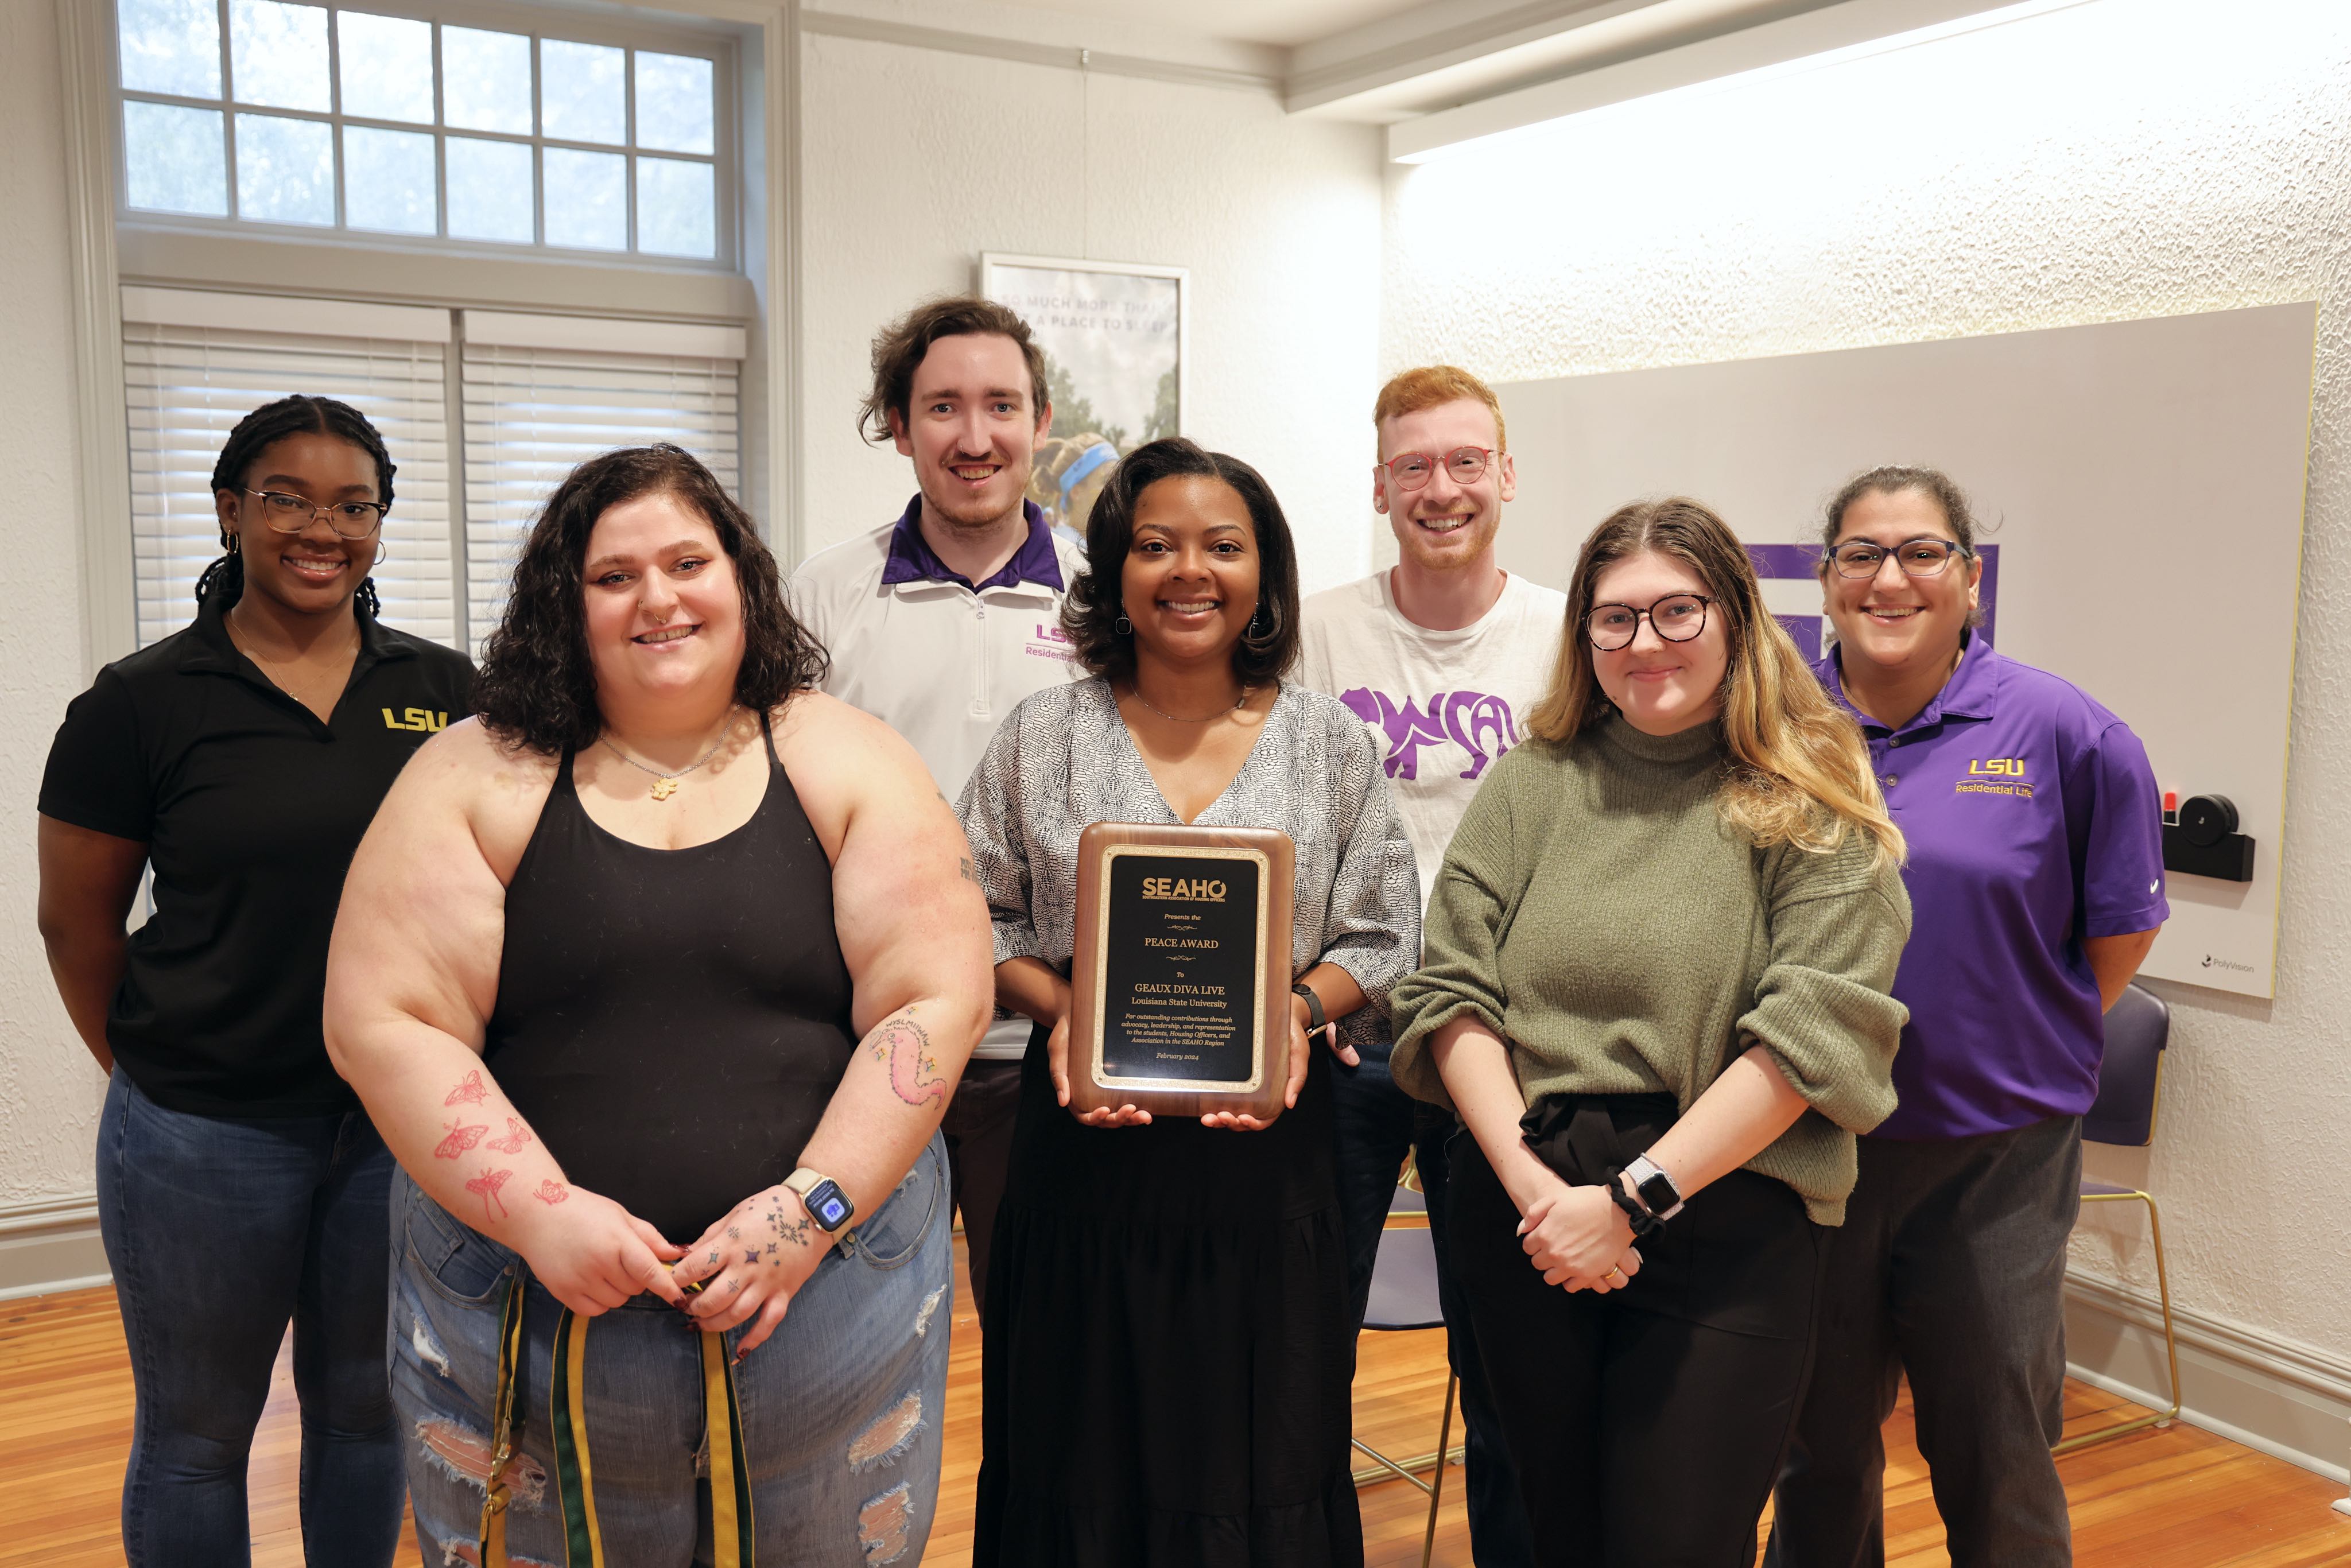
[478,1279,754,1567]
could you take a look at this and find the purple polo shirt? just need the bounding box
[1818,635,2168,1139]
[879,496,1064,592]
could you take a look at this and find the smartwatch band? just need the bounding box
[1292,983,1326,1037]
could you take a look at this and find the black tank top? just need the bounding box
[484,715,856,1242]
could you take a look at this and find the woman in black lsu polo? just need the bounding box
[36,395,471,1568]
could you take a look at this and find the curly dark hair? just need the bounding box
[858,295,1050,445]
[1060,437,1301,687]
[472,445,827,755]
[199,394,394,615]
[1817,464,1992,628]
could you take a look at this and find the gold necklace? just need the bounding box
[1128,681,1255,724]
[227,611,358,686]
[598,711,742,801]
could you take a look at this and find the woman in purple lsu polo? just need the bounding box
[1764,466,2167,1568]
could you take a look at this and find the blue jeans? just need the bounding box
[95,1069,404,1568]
[1329,1042,1534,1566]
[391,1132,954,1566]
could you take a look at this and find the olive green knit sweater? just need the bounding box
[1390,715,1912,1226]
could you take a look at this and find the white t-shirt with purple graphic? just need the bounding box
[1298,569,1568,918]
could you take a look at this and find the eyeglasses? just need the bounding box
[241,488,388,539]
[1585,593,1713,651]
[1825,536,1969,579]
[1375,447,1494,491]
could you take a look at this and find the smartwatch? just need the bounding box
[1291,983,1326,1036]
[782,1167,856,1240]
[1621,1155,1686,1222]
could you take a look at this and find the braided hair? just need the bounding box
[197,394,396,615]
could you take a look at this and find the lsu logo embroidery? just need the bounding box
[1956,757,2032,798]
[1026,621,1077,661]
[382,707,449,733]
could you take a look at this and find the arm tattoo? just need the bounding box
[959,855,977,883]
[486,1117,533,1155]
[532,1179,569,1205]
[444,1069,489,1106]
[434,1120,488,1159]
[466,1167,513,1223]
[868,1014,947,1107]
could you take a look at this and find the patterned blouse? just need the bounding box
[957,677,1421,1054]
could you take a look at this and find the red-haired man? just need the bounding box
[1298,364,1563,1566]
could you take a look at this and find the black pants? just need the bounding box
[941,1058,1024,1332]
[1329,1040,1536,1564]
[1764,1116,2081,1568]
[1451,1094,1826,1568]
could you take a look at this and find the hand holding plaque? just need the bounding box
[1066,821,1297,1124]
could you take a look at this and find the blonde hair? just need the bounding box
[1373,365,1507,454]
[1528,497,1904,866]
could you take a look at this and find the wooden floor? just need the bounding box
[3,1236,2346,1566]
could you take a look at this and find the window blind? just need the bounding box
[122,319,458,650]
[459,339,740,638]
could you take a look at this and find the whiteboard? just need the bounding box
[1496,304,2317,998]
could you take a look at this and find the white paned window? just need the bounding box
[112,3,730,262]
[460,322,740,636]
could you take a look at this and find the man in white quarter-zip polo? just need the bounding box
[790,296,1083,1329]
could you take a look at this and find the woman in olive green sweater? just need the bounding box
[1390,497,1911,1567]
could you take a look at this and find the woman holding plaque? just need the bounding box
[958,436,1419,1567]
[1389,498,1912,1566]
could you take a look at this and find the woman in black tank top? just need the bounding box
[324,446,996,1567]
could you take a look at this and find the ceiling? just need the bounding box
[999,0,1440,50]
[988,0,1863,120]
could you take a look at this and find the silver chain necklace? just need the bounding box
[1127,681,1255,724]
[597,710,742,801]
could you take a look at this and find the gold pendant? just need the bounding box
[650,777,678,801]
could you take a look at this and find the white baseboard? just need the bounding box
[0,1193,109,1302]
[2063,1268,2351,1485]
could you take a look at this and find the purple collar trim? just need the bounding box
[1821,629,1999,736]
[879,496,1063,593]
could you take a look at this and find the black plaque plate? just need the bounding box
[1096,849,1264,1088]
[1068,822,1295,1120]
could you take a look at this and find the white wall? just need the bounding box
[794,28,1386,591]
[1384,0,2351,1453]
[1,3,110,1222]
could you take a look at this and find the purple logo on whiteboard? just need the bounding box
[1744,544,2001,659]
[1339,689,1522,781]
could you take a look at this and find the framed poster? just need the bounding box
[977,253,1188,545]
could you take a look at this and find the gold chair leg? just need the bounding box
[2055,1191,2183,1454]
[1421,1373,1456,1568]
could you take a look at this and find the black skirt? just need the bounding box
[973,1025,1364,1568]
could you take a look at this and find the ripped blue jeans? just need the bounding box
[388,1134,952,1567]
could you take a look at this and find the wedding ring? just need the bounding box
[1603,1267,1627,1286]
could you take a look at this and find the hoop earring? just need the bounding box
[1114,615,1132,636]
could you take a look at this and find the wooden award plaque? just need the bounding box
[1067,821,1297,1121]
